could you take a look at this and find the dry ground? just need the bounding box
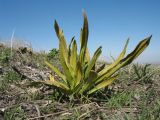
[0,45,160,120]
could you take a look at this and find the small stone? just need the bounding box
[134,93,140,100]
[0,66,3,74]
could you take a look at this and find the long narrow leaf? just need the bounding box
[96,36,151,84]
[59,45,73,88]
[85,46,102,78]
[47,74,69,90]
[68,37,74,63]
[120,36,151,66]
[98,39,129,76]
[79,12,89,66]
[45,61,66,82]
[75,61,82,86]
[88,75,118,94]
[54,21,68,65]
[70,40,77,71]
[80,70,98,94]
[96,64,105,73]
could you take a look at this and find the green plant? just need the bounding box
[137,88,159,120]
[133,64,153,84]
[47,48,59,59]
[0,71,21,91]
[4,71,21,82]
[0,79,8,91]
[0,48,11,64]
[4,106,26,120]
[37,12,151,97]
[106,91,135,108]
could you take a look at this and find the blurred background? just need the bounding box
[0,0,160,64]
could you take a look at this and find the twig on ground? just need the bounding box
[34,105,41,119]
[12,65,33,80]
[27,111,69,120]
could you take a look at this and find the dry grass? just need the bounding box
[0,43,160,120]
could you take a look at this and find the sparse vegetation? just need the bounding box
[47,48,59,59]
[0,47,11,64]
[0,43,160,119]
[0,13,159,120]
[4,106,26,120]
[133,64,154,84]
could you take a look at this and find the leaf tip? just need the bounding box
[145,35,152,45]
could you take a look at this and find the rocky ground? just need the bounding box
[0,44,160,120]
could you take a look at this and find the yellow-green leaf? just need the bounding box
[88,75,118,94]
[75,61,82,86]
[45,61,66,83]
[70,40,77,71]
[80,70,98,94]
[59,46,73,87]
[68,37,74,63]
[98,39,129,76]
[120,36,151,66]
[44,74,69,91]
[79,12,89,66]
[96,64,105,73]
[85,46,102,78]
[54,21,68,65]
[96,36,151,84]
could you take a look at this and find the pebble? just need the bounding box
[0,66,2,74]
